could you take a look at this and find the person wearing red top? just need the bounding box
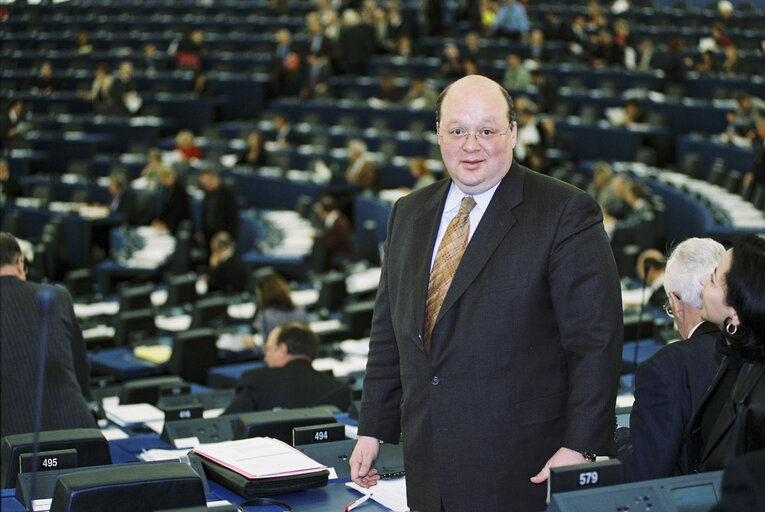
[174,130,202,161]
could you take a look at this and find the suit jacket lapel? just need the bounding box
[435,163,524,327]
[411,180,451,350]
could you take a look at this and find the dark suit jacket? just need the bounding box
[325,213,353,270]
[201,183,239,245]
[617,321,720,481]
[710,449,765,512]
[207,250,248,294]
[358,162,623,512]
[687,356,765,473]
[111,189,141,226]
[158,181,191,234]
[0,276,96,438]
[225,359,351,413]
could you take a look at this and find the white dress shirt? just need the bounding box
[430,181,500,271]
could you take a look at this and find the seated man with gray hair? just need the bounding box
[616,237,726,482]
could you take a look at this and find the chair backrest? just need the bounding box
[166,273,198,308]
[114,308,156,347]
[191,296,230,329]
[166,328,219,385]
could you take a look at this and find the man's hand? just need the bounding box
[530,447,587,484]
[350,436,382,488]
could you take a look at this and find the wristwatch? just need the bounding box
[580,451,597,462]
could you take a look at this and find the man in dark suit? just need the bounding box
[198,167,239,249]
[315,195,353,270]
[207,231,248,294]
[225,322,351,413]
[616,237,726,482]
[349,75,622,512]
[107,170,140,225]
[0,233,96,438]
[152,165,191,234]
[270,29,302,97]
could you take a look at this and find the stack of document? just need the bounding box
[193,437,326,480]
[103,400,165,433]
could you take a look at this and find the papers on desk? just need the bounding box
[138,448,194,462]
[291,288,319,307]
[616,393,635,408]
[99,426,130,441]
[151,289,168,306]
[622,288,647,308]
[228,302,256,319]
[313,356,369,377]
[103,400,164,432]
[74,301,120,318]
[309,318,343,333]
[155,313,192,332]
[346,478,410,512]
[82,324,116,339]
[217,332,262,352]
[193,437,327,479]
[133,344,172,364]
[346,267,382,295]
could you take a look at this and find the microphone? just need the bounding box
[29,287,55,507]
[631,260,653,374]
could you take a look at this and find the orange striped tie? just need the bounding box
[423,196,476,354]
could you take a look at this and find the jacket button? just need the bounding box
[431,376,439,385]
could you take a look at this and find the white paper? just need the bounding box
[290,288,319,307]
[139,448,194,461]
[616,393,635,408]
[155,314,192,331]
[309,318,343,333]
[346,478,410,512]
[193,437,327,479]
[74,301,120,318]
[104,402,164,427]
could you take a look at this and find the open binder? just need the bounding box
[193,437,329,498]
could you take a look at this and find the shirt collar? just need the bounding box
[444,180,501,213]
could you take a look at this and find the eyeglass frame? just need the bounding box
[436,123,513,144]
[663,300,674,318]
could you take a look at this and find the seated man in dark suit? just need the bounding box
[315,195,353,270]
[0,232,97,437]
[225,322,351,413]
[107,169,140,225]
[151,165,191,234]
[198,167,239,249]
[206,231,248,294]
[616,237,726,481]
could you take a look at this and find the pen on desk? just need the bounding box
[345,493,372,511]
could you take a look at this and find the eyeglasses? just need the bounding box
[438,125,512,144]
[663,301,674,318]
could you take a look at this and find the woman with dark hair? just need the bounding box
[685,233,765,473]
[254,272,308,337]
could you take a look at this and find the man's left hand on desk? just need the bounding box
[530,446,587,484]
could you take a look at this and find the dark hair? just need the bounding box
[628,181,650,200]
[257,273,296,311]
[109,170,128,190]
[277,321,318,359]
[725,234,765,362]
[0,232,22,267]
[435,78,517,126]
[317,195,338,213]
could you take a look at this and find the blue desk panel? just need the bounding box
[676,135,755,179]
[622,339,664,374]
[90,347,164,381]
